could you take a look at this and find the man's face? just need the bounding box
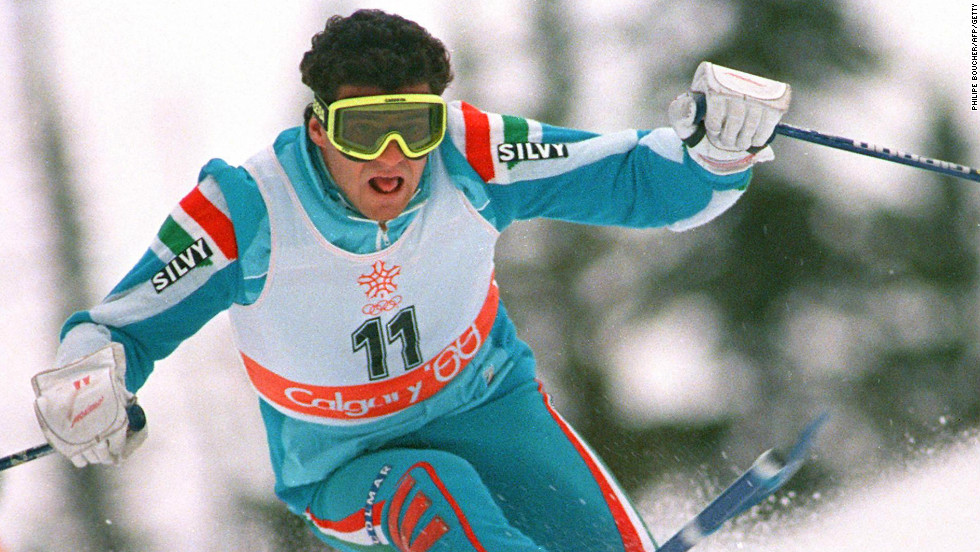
[308,83,433,223]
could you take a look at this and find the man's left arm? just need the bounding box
[444,63,789,231]
[479,124,752,231]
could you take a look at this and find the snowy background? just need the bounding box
[1,0,978,550]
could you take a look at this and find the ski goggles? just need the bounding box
[312,93,447,161]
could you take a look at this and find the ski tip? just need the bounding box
[751,449,784,478]
[787,411,831,459]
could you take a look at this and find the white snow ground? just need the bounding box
[643,432,980,551]
[758,434,980,551]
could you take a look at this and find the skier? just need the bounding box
[30,9,789,552]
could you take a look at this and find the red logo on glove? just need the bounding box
[70,396,105,427]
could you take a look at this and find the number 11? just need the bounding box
[351,306,423,381]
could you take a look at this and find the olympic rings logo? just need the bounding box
[362,295,403,315]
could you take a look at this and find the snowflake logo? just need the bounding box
[358,260,401,299]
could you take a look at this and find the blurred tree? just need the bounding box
[853,102,980,454]
[12,0,144,550]
[692,0,876,79]
[508,0,980,501]
[462,0,925,499]
[639,98,980,486]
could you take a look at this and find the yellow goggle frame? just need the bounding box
[313,93,447,161]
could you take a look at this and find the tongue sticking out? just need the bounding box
[369,176,403,194]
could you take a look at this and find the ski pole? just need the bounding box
[690,92,980,183]
[0,403,146,472]
[658,412,829,552]
[772,123,980,183]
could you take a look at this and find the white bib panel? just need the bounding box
[229,147,499,424]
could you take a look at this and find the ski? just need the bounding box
[658,413,829,552]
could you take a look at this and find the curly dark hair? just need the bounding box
[300,9,453,120]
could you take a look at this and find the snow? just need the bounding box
[669,431,980,551]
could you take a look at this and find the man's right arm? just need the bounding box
[56,160,268,394]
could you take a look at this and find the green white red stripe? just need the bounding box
[448,101,646,188]
[178,185,237,259]
[454,102,542,185]
[94,177,238,325]
[152,177,237,263]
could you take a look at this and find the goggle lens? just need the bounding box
[318,94,447,161]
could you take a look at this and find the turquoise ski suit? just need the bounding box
[56,101,751,551]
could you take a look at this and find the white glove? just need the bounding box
[669,61,791,175]
[32,343,146,467]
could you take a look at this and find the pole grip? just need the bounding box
[688,92,772,154]
[687,91,980,182]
